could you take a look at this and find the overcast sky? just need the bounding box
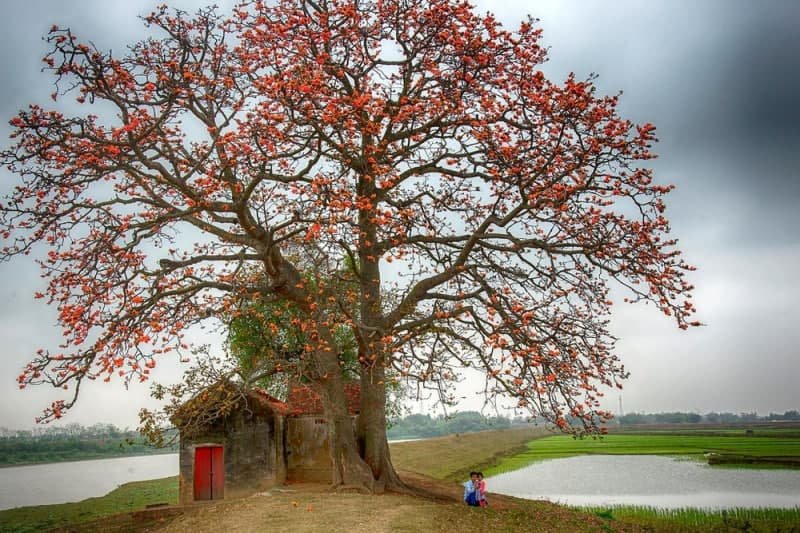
[1,1,798,429]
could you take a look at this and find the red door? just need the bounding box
[194,446,224,500]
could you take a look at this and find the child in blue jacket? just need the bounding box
[463,471,480,506]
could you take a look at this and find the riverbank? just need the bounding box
[0,476,178,532]
[0,448,177,469]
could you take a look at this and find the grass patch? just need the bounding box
[0,476,177,533]
[486,432,800,475]
[582,505,800,531]
[390,425,551,482]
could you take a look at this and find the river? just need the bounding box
[0,453,178,511]
[487,454,800,509]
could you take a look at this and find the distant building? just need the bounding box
[176,382,360,505]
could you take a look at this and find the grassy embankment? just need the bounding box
[0,476,178,532]
[3,426,800,531]
[390,425,551,482]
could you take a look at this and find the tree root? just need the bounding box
[332,483,373,494]
[391,470,462,502]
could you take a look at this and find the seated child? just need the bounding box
[476,471,488,508]
[463,471,480,506]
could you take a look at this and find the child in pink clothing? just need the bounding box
[477,471,488,507]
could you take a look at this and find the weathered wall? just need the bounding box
[225,411,279,498]
[178,411,286,504]
[285,415,359,483]
[285,416,332,483]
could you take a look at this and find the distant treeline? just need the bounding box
[0,423,177,466]
[386,409,800,439]
[616,410,800,426]
[387,411,520,439]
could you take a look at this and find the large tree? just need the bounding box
[1,0,698,492]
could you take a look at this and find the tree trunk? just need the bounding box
[310,336,375,492]
[351,167,405,492]
[357,362,406,493]
[265,245,378,491]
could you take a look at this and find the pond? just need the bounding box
[0,453,178,511]
[486,455,800,509]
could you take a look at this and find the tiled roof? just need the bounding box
[173,381,290,429]
[175,381,360,431]
[250,388,291,416]
[286,382,360,416]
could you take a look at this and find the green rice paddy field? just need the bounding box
[487,428,800,475]
[584,505,800,530]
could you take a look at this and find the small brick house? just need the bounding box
[177,382,360,504]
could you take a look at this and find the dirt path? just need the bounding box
[63,471,654,532]
[139,473,650,532]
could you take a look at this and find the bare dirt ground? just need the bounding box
[66,471,653,533]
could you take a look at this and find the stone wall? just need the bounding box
[285,415,360,483]
[285,416,332,482]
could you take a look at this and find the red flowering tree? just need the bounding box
[1,0,697,492]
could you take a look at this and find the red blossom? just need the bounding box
[1,0,697,435]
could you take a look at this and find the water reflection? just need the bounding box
[487,455,800,509]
